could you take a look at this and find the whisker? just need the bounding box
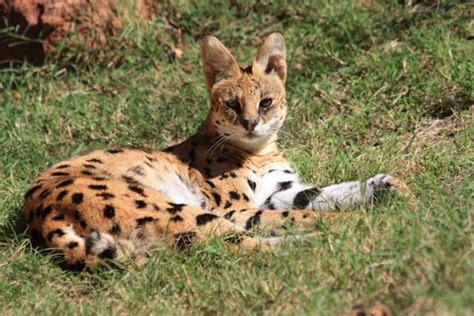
[206,135,229,157]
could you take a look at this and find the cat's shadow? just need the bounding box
[0,206,28,242]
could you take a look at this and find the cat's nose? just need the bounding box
[239,118,259,132]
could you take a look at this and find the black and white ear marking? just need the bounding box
[253,33,287,83]
[201,36,241,90]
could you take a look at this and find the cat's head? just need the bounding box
[201,33,287,153]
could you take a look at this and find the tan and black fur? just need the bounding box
[23,33,410,270]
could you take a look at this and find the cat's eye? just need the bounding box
[225,99,241,113]
[259,98,273,109]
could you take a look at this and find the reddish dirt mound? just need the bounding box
[0,0,155,66]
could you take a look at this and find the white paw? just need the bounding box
[367,173,415,201]
[367,174,394,191]
[85,231,117,260]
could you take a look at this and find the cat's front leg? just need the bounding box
[309,174,413,210]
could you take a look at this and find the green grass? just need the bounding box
[0,1,472,314]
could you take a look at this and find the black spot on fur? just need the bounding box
[72,211,82,222]
[278,181,293,191]
[170,215,183,222]
[135,200,147,209]
[72,193,84,204]
[130,166,145,175]
[99,247,117,260]
[52,214,65,221]
[51,171,69,177]
[67,241,79,249]
[303,214,309,219]
[205,180,216,188]
[110,223,121,235]
[122,176,140,185]
[293,187,321,209]
[224,201,232,209]
[175,231,196,250]
[196,213,219,226]
[86,158,103,163]
[144,161,153,168]
[57,179,74,188]
[81,170,94,176]
[103,205,115,218]
[106,149,124,154]
[152,204,160,211]
[83,164,96,169]
[47,229,65,241]
[263,196,273,208]
[245,210,263,230]
[212,193,221,207]
[56,190,68,201]
[56,164,70,169]
[136,217,156,226]
[229,172,237,178]
[41,205,53,219]
[247,179,256,191]
[128,185,146,197]
[79,220,87,228]
[229,191,241,200]
[96,192,115,200]
[220,174,229,180]
[146,155,157,162]
[242,193,250,202]
[39,189,51,200]
[166,203,185,214]
[88,184,107,190]
[223,210,235,220]
[281,211,289,218]
[284,169,293,174]
[24,184,42,199]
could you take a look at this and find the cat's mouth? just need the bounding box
[246,132,263,139]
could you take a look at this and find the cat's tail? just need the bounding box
[84,231,154,268]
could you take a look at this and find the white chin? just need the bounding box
[231,133,272,150]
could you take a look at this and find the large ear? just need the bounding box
[253,33,287,83]
[201,36,240,91]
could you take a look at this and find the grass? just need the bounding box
[0,0,472,314]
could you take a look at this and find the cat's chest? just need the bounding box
[247,162,301,208]
[200,160,300,210]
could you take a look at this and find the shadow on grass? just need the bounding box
[0,206,27,242]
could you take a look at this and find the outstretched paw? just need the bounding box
[367,174,393,190]
[367,173,415,203]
